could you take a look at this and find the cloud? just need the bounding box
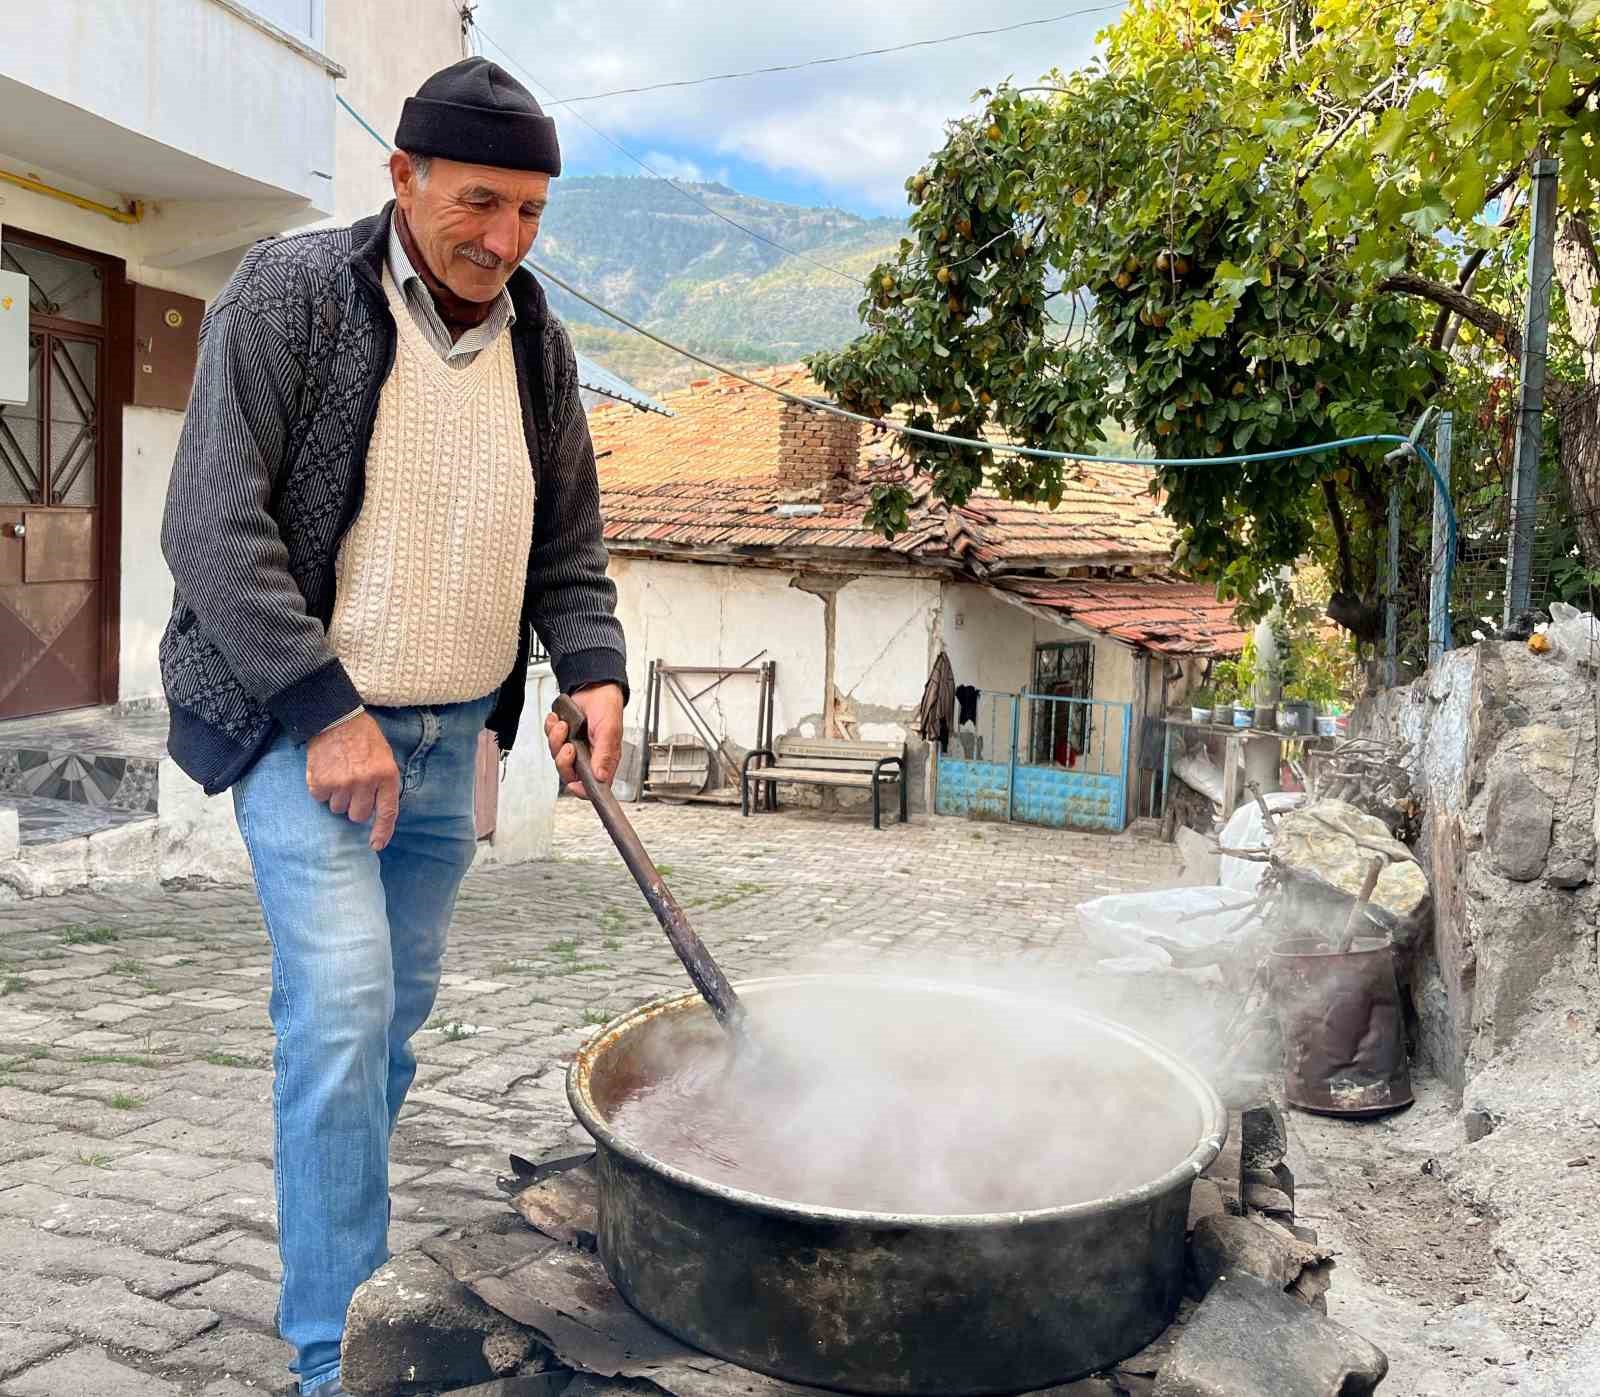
[640,151,710,183]
[477,0,1116,212]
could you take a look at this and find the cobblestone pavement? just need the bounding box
[0,803,1179,1396]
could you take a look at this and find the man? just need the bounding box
[160,58,625,1396]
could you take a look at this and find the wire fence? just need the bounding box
[1391,389,1596,674]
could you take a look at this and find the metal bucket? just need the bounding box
[1269,937,1413,1116]
[568,975,1226,1395]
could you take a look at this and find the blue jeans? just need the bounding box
[232,695,494,1394]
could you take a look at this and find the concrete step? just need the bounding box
[4,795,156,847]
[0,796,158,898]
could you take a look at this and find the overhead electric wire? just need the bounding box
[471,23,866,287]
[541,5,1127,106]
[334,90,1458,646]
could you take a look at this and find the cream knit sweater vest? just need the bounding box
[327,271,536,706]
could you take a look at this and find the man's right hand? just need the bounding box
[306,713,401,851]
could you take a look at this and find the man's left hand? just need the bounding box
[545,683,625,798]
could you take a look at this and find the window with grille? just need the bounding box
[1030,641,1094,766]
[0,242,104,510]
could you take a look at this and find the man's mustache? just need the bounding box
[455,243,504,270]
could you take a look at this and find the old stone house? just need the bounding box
[584,367,1247,831]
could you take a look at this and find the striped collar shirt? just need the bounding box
[385,222,515,369]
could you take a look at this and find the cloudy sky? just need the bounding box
[472,2,1122,216]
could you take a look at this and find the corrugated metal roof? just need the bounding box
[574,350,672,416]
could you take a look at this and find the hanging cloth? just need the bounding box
[916,652,957,753]
[954,684,980,727]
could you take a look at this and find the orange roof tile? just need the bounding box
[589,365,1245,654]
[589,366,1174,566]
[997,577,1249,655]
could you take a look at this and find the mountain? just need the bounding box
[534,176,904,397]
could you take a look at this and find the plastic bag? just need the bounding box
[1078,885,1264,981]
[1539,603,1600,672]
[1218,792,1304,894]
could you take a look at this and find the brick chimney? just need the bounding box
[777,398,861,502]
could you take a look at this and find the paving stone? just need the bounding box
[0,1010,53,1037]
[177,1230,283,1279]
[52,1029,138,1051]
[192,1380,272,1397]
[0,1217,216,1299]
[170,1270,280,1328]
[0,1269,218,1356]
[2,1347,182,1397]
[153,1327,293,1385]
[0,1329,72,1382]
[1,1159,231,1211]
[117,1148,234,1181]
[74,1002,152,1026]
[124,1118,264,1158]
[0,1182,225,1252]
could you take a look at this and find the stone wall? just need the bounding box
[1356,642,1600,1093]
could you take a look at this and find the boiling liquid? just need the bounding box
[604,983,1204,1215]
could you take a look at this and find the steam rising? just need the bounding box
[601,969,1218,1216]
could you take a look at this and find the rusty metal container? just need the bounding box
[1270,937,1413,1116]
[568,975,1227,1395]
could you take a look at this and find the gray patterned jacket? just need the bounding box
[159,204,626,795]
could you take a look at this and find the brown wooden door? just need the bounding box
[0,235,118,720]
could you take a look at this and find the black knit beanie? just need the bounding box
[395,58,562,176]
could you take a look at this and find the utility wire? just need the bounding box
[543,5,1126,106]
[334,89,1458,642]
[472,23,867,286]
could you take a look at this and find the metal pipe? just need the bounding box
[1429,413,1454,666]
[1006,695,1020,823]
[1504,156,1560,625]
[0,169,142,224]
[1385,483,1400,688]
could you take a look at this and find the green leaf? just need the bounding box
[1546,65,1574,113]
[1449,161,1487,220]
[1371,109,1409,160]
[1400,196,1452,235]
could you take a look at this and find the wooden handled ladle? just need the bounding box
[550,695,751,1043]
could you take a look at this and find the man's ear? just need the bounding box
[389,150,417,205]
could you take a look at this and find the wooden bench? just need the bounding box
[741,737,908,829]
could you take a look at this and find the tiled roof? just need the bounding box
[589,367,1173,566]
[996,576,1250,655]
[588,365,1247,655]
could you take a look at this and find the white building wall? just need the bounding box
[609,557,943,805]
[322,0,466,228]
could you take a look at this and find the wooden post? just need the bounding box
[1221,732,1243,822]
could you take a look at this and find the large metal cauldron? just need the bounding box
[568,975,1226,1395]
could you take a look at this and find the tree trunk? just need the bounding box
[1553,216,1600,567]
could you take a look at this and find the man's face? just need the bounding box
[391,153,550,302]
